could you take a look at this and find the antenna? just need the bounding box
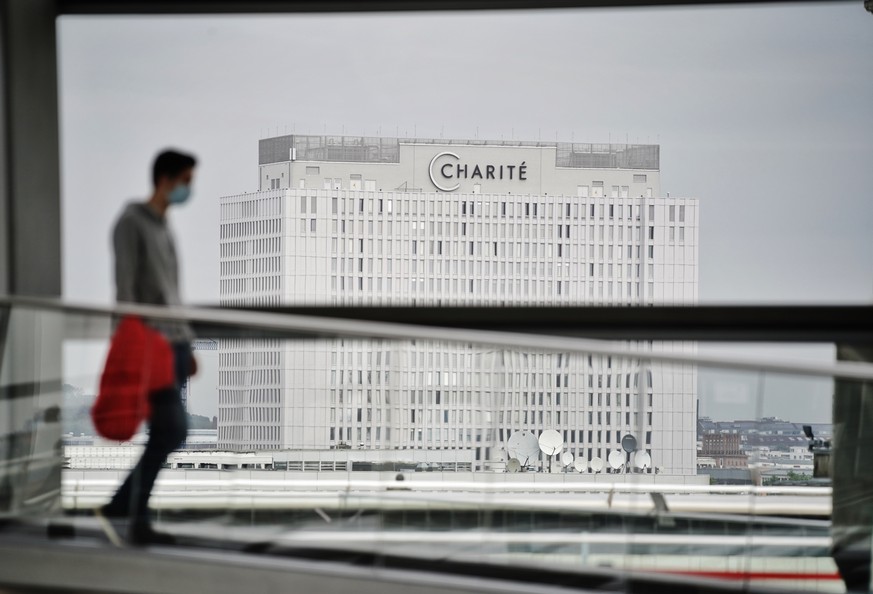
[608,450,625,471]
[507,431,539,466]
[633,451,652,470]
[574,459,586,473]
[621,434,637,454]
[538,430,563,456]
[506,458,521,473]
[561,451,575,467]
[590,457,604,473]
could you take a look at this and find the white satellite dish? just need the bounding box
[574,459,586,473]
[634,451,652,469]
[608,450,625,470]
[590,457,604,473]
[538,430,564,456]
[507,431,540,463]
[561,451,575,467]
[506,458,521,473]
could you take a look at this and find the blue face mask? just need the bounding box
[168,184,191,205]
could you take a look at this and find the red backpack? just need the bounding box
[91,316,174,441]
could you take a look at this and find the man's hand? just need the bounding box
[189,353,198,377]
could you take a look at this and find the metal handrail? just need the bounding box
[3,295,873,380]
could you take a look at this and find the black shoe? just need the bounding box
[99,503,128,520]
[129,524,177,546]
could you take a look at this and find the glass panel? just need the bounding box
[0,305,64,520]
[2,301,870,592]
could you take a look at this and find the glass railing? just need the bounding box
[2,297,871,593]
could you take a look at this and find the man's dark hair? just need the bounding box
[152,149,197,186]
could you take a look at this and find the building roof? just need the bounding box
[258,134,660,170]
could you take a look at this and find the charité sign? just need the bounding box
[428,151,529,192]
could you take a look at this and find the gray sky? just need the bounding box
[58,4,873,421]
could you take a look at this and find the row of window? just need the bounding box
[219,351,281,367]
[324,427,655,450]
[330,407,653,428]
[218,388,281,405]
[218,425,279,444]
[220,218,282,239]
[221,276,281,296]
[220,256,281,277]
[306,195,686,223]
[220,237,281,258]
[219,406,280,424]
[311,217,687,246]
[219,369,281,386]
[220,194,283,221]
[325,386,663,407]
[329,276,648,299]
[330,256,655,280]
[220,296,283,307]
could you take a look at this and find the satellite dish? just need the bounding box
[506,458,521,473]
[608,450,625,470]
[590,457,604,473]
[507,431,540,463]
[561,451,575,467]
[634,451,652,469]
[574,459,586,473]
[621,434,638,454]
[538,430,564,456]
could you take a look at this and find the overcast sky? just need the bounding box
[57,4,872,421]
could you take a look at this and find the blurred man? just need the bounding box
[97,149,198,545]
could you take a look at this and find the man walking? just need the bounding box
[97,149,198,545]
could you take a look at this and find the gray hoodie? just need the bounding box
[112,202,193,342]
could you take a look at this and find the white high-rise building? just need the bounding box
[218,135,699,474]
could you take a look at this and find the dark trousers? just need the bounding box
[104,343,190,526]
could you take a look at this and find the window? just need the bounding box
[633,174,647,183]
[592,181,604,197]
[679,205,686,222]
[305,166,320,175]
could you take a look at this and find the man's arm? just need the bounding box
[112,214,139,303]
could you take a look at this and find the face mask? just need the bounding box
[168,184,191,205]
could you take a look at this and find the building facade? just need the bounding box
[218,134,699,474]
[698,433,748,469]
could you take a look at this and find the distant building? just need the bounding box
[698,433,748,469]
[696,417,831,453]
[218,134,700,474]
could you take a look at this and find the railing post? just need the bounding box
[831,345,873,591]
[0,0,62,297]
